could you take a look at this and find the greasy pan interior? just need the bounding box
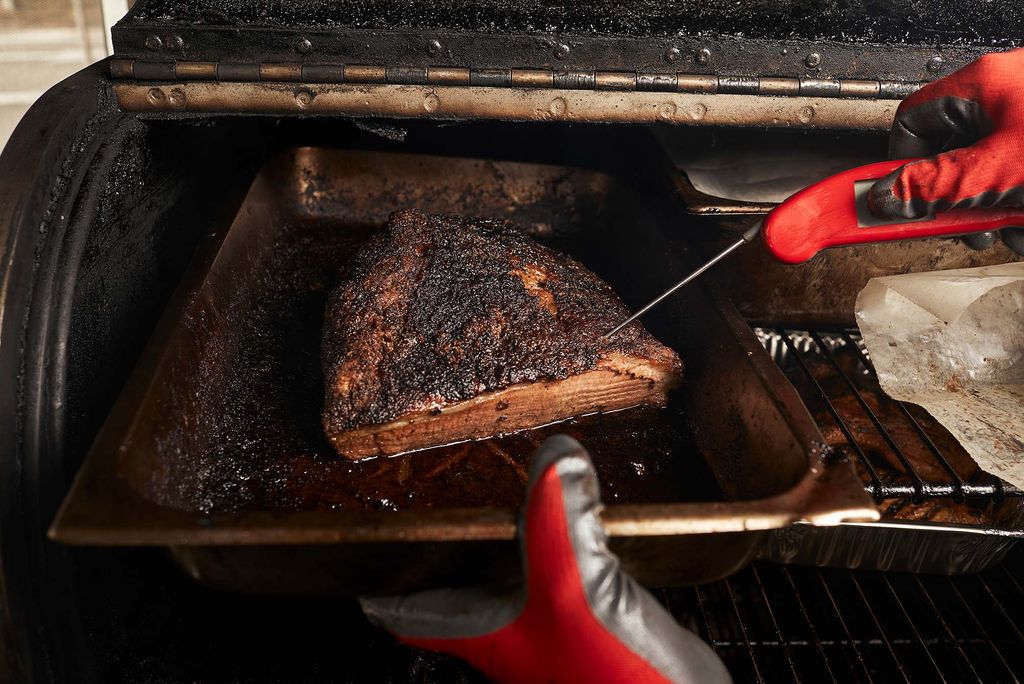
[51,146,875,593]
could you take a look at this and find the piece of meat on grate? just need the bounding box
[321,210,682,460]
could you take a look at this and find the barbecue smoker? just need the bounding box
[3,1,1024,681]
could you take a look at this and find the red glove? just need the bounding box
[868,49,1024,254]
[360,435,731,684]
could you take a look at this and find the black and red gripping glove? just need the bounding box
[868,49,1024,254]
[360,435,731,684]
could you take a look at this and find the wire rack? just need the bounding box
[754,327,1021,502]
[101,547,1024,684]
[664,550,1024,683]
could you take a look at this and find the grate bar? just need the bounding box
[977,572,1024,647]
[660,553,1024,683]
[848,572,910,683]
[750,564,802,682]
[912,576,984,682]
[998,564,1024,600]
[724,577,766,684]
[781,566,836,682]
[809,331,925,500]
[815,569,874,683]
[777,329,884,498]
[881,573,947,683]
[759,327,1023,500]
[692,584,715,649]
[945,577,1016,680]
[705,637,998,648]
[859,482,1021,497]
[840,332,968,499]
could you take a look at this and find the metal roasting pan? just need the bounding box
[49,146,876,594]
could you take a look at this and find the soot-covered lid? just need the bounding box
[107,0,1022,125]
[114,0,1022,80]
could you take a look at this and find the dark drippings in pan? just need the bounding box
[164,218,721,514]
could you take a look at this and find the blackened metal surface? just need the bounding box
[126,0,1024,46]
[322,210,679,435]
[0,64,124,684]
[44,547,1024,683]
[111,28,995,84]
[113,1,1019,85]
[0,65,266,683]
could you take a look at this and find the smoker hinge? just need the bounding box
[109,59,920,100]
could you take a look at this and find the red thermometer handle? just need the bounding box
[762,159,1024,264]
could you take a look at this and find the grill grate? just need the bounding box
[754,328,1021,502]
[662,550,1024,683]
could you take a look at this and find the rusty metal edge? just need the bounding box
[49,485,878,545]
[114,82,899,130]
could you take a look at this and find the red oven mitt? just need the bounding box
[360,434,731,684]
[868,49,1024,254]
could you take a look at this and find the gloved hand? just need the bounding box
[360,434,731,684]
[868,49,1024,255]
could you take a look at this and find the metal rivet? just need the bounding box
[553,43,570,60]
[658,102,677,119]
[147,88,165,104]
[804,52,821,68]
[144,35,162,51]
[549,97,567,115]
[295,90,313,108]
[798,105,815,123]
[167,34,184,50]
[427,39,442,55]
[664,48,680,64]
[695,47,712,65]
[927,55,944,73]
[295,37,312,54]
[168,88,186,108]
[687,103,707,120]
[424,93,440,112]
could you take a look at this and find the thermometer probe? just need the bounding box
[606,158,1024,337]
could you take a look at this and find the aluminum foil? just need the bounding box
[855,263,1024,487]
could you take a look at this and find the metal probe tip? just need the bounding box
[603,220,763,339]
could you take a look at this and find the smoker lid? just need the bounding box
[125,0,1023,47]
[108,0,1017,124]
[113,0,1020,83]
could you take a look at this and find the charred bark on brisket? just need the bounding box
[322,210,682,459]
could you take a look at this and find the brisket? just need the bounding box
[321,210,682,459]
